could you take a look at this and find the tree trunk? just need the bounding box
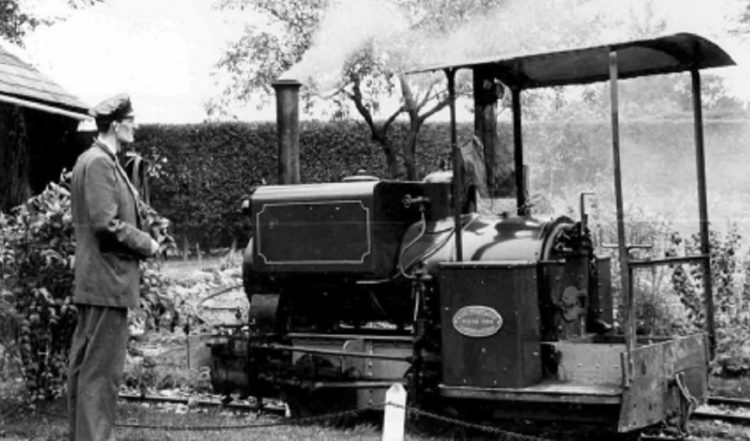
[346,77,404,179]
[374,129,400,179]
[398,75,451,181]
[0,104,31,212]
[402,122,420,181]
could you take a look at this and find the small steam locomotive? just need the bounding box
[206,33,735,436]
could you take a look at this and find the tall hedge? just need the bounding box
[133,120,479,249]
[133,118,750,250]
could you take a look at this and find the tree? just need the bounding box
[0,0,39,44]
[732,0,750,35]
[212,0,743,180]
[0,0,101,45]
[211,0,498,180]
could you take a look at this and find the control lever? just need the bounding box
[403,195,430,209]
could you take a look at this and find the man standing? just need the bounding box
[67,94,159,441]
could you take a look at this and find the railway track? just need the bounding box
[118,392,287,415]
[119,392,750,432]
[693,396,750,426]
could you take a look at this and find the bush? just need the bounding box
[132,121,479,250]
[590,198,750,375]
[134,119,750,250]
[0,174,77,402]
[670,225,750,376]
[0,172,177,403]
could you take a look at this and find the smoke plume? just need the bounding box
[280,0,408,94]
[285,0,745,105]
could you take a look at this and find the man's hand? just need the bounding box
[149,238,160,256]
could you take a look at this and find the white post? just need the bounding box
[382,383,407,441]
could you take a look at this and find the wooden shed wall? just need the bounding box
[0,103,82,212]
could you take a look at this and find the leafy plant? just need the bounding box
[669,225,750,375]
[0,171,179,402]
[0,173,77,402]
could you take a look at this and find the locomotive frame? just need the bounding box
[206,33,736,437]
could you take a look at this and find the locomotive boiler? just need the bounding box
[207,33,736,436]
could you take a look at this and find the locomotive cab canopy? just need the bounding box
[407,31,734,352]
[407,32,735,432]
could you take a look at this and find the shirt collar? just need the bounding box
[95,135,118,157]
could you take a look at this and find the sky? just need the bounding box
[6,0,750,124]
[13,0,251,123]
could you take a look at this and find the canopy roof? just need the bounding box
[408,33,735,89]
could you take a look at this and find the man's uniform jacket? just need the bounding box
[71,140,154,309]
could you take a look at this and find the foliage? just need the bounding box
[0,0,42,45]
[730,0,750,36]
[212,0,498,179]
[133,120,466,248]
[134,118,750,249]
[597,212,750,377]
[0,0,102,45]
[0,173,77,402]
[669,225,750,376]
[211,0,746,181]
[0,171,177,403]
[210,0,327,111]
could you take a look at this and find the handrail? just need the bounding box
[629,254,709,268]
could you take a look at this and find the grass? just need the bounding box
[5,396,750,441]
[0,398,390,441]
[159,255,226,280]
[4,346,750,441]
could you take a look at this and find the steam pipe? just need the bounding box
[272,79,302,184]
[446,68,462,261]
[692,68,715,356]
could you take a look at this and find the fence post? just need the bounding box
[382,383,406,441]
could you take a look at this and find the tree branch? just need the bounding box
[417,96,451,125]
[348,78,378,137]
[416,81,439,110]
[399,75,418,115]
[382,105,405,133]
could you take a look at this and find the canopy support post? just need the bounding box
[512,87,526,215]
[446,68,463,262]
[691,68,715,356]
[609,50,634,378]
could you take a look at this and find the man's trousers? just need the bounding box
[68,305,128,441]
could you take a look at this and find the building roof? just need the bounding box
[0,44,89,117]
[408,33,736,90]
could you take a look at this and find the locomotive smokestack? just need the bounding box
[272,79,302,184]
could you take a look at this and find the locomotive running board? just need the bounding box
[438,333,708,432]
[438,382,622,405]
